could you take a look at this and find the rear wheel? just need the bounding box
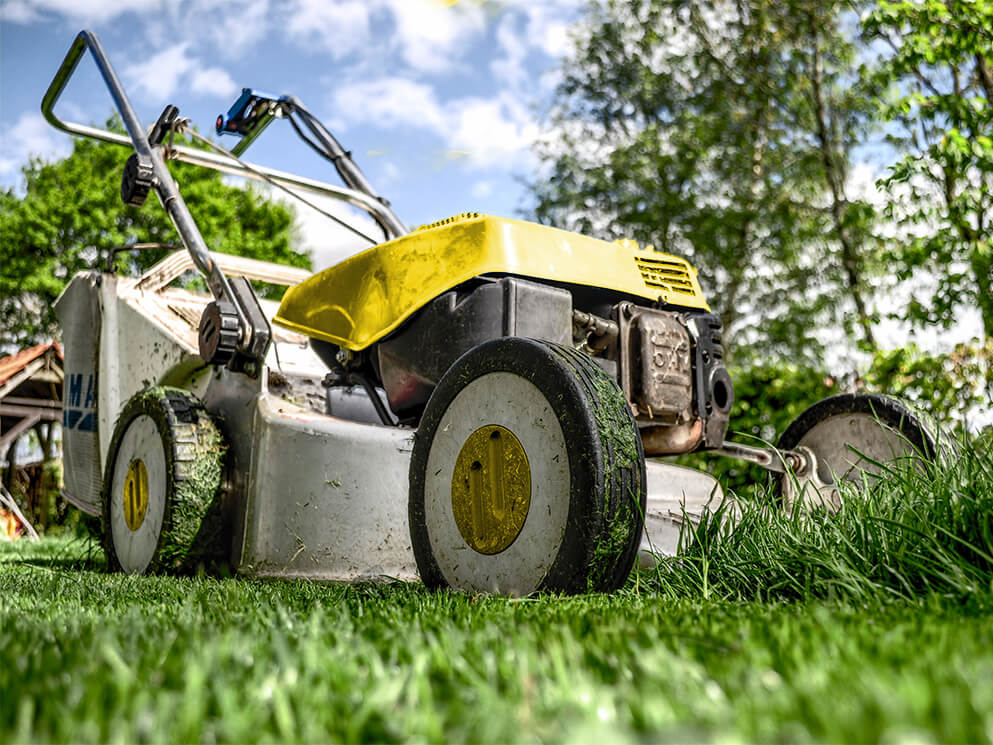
[776,393,936,511]
[409,338,646,595]
[103,388,226,574]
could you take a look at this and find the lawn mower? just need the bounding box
[41,31,936,594]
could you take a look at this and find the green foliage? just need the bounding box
[862,0,993,340]
[0,119,308,346]
[532,0,885,363]
[865,340,993,431]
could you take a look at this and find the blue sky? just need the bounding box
[1,0,582,267]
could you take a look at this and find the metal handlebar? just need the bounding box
[41,31,405,241]
[42,30,248,336]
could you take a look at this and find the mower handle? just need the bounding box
[41,31,403,241]
[41,30,248,335]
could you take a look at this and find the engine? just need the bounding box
[586,302,733,455]
[362,277,733,455]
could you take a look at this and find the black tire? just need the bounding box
[776,392,937,506]
[409,337,647,595]
[102,387,226,574]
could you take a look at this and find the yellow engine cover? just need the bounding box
[273,214,709,351]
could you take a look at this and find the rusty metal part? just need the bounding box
[617,303,694,426]
[634,312,693,423]
[712,441,806,475]
[572,309,618,353]
[640,419,704,456]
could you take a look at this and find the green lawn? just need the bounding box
[2,531,993,744]
[2,441,991,743]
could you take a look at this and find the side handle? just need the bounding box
[41,30,257,363]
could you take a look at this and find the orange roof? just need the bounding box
[0,341,63,387]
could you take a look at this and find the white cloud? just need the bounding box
[490,13,529,92]
[123,42,195,102]
[496,0,582,56]
[446,94,539,168]
[332,77,539,169]
[187,0,272,57]
[0,1,39,22]
[190,67,238,98]
[384,0,486,73]
[281,0,486,74]
[332,78,446,130]
[0,112,73,177]
[122,42,237,103]
[471,180,492,199]
[282,0,374,60]
[1,0,162,24]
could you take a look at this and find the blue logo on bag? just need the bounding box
[63,373,96,432]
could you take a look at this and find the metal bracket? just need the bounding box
[713,440,806,475]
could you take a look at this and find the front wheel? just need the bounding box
[409,338,646,595]
[103,388,226,574]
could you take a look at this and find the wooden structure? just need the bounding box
[0,343,64,523]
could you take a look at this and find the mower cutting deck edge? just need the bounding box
[44,30,936,594]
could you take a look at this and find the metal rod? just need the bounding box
[0,413,42,452]
[712,441,806,475]
[346,373,396,426]
[0,404,61,419]
[0,397,62,409]
[43,73,404,240]
[41,31,248,337]
[0,484,39,541]
[285,96,407,239]
[163,145,401,233]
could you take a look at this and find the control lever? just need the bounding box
[149,104,179,146]
[121,105,180,207]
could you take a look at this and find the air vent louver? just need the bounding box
[633,256,695,295]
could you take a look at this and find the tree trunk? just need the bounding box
[808,21,878,352]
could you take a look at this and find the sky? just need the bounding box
[0,0,583,268]
[0,0,985,364]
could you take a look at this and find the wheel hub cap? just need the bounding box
[123,458,149,532]
[451,425,531,555]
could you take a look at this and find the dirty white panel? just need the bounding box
[240,395,418,581]
[55,273,103,513]
[98,281,204,464]
[638,460,726,565]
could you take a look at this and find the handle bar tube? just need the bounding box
[41,33,404,242]
[41,30,248,335]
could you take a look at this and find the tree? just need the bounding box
[0,122,309,347]
[777,0,883,352]
[865,341,992,431]
[863,0,993,342]
[531,0,881,364]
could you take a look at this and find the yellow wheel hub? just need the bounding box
[123,458,149,532]
[451,424,531,555]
